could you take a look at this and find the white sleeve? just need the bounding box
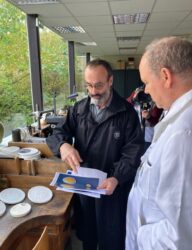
[137,130,192,250]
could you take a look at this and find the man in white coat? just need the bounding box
[125,36,192,250]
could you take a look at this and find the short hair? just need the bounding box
[86,59,113,79]
[143,37,192,76]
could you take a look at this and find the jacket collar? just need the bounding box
[77,89,127,118]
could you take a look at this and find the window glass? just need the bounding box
[40,27,69,113]
[75,54,87,101]
[0,0,31,137]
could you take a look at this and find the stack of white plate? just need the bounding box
[17,147,41,160]
[0,146,20,158]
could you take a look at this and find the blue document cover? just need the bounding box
[55,173,99,191]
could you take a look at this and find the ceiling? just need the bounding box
[7,0,192,67]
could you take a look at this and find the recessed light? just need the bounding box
[81,42,97,46]
[53,26,85,34]
[119,48,136,54]
[119,47,137,50]
[117,36,141,42]
[113,13,150,24]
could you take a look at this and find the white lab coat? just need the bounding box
[126,90,192,250]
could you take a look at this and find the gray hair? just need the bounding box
[143,37,192,76]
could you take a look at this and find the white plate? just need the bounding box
[0,188,25,204]
[0,146,20,153]
[0,146,20,158]
[10,202,31,217]
[0,200,6,216]
[22,152,41,160]
[28,186,53,204]
[18,147,39,157]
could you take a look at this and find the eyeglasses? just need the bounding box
[85,82,106,90]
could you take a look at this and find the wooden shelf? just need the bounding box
[8,141,54,158]
[0,157,73,250]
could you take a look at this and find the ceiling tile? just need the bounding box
[66,2,110,16]
[153,0,192,12]
[40,17,79,26]
[115,23,145,32]
[172,27,192,36]
[21,4,71,17]
[143,29,171,37]
[94,38,117,44]
[185,12,192,20]
[149,11,190,23]
[76,16,113,25]
[116,30,143,37]
[119,48,136,55]
[56,33,91,41]
[118,40,140,47]
[176,20,192,29]
[91,32,116,38]
[146,21,178,30]
[110,0,155,14]
[83,25,114,32]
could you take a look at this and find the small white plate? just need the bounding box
[22,152,41,160]
[18,147,41,160]
[10,202,31,218]
[0,200,6,216]
[18,147,39,156]
[0,188,25,205]
[0,146,20,158]
[28,186,53,204]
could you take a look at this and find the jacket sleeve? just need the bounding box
[112,107,144,185]
[137,131,192,249]
[46,105,77,157]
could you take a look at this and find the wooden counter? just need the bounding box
[0,156,73,250]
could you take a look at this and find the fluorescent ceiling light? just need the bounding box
[119,48,136,53]
[76,42,97,47]
[117,36,141,42]
[113,13,150,24]
[119,47,137,50]
[81,42,97,46]
[53,26,85,34]
[173,34,191,39]
[10,0,59,5]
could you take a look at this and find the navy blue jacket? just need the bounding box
[47,89,144,185]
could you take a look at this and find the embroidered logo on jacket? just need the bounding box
[114,131,120,139]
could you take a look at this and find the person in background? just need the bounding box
[46,59,144,250]
[126,37,192,250]
[127,86,163,151]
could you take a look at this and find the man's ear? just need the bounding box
[160,67,172,88]
[109,75,113,86]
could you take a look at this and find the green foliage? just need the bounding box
[0,0,32,126]
[40,29,69,98]
[0,0,70,133]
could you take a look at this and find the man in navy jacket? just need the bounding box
[47,59,144,250]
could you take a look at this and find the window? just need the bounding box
[0,0,31,137]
